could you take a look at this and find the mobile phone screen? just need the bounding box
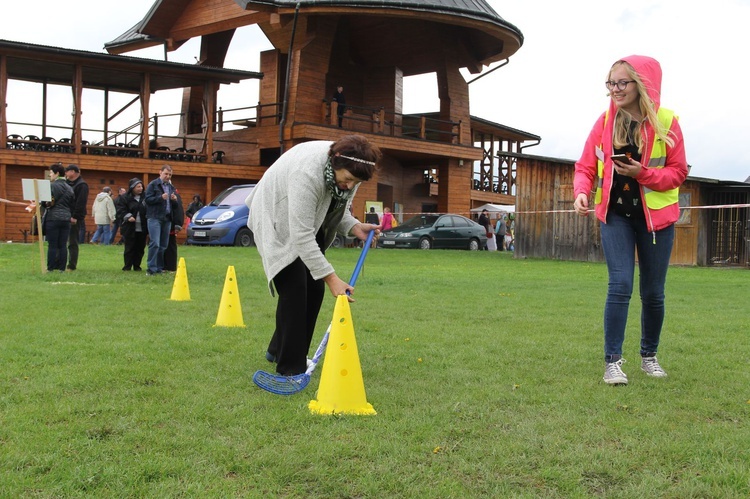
[611,154,631,164]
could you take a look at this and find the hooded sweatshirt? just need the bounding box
[92,190,116,225]
[573,55,688,233]
[116,178,147,235]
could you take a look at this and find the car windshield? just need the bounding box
[401,214,441,228]
[210,186,254,206]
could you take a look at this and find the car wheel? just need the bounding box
[468,238,480,251]
[419,237,432,250]
[234,228,255,247]
[331,234,344,248]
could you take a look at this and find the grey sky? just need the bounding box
[3,0,748,181]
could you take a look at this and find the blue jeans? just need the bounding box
[147,218,171,273]
[600,213,675,362]
[46,219,71,271]
[91,224,111,245]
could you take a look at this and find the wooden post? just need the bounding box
[330,101,338,126]
[321,100,328,124]
[0,54,7,146]
[72,64,83,154]
[33,180,45,274]
[141,73,151,158]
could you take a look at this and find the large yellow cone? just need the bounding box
[169,257,191,301]
[309,295,376,416]
[214,266,245,327]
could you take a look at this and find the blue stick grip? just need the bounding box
[348,230,375,287]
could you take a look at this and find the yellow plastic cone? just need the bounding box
[214,266,245,327]
[309,295,376,416]
[169,257,191,301]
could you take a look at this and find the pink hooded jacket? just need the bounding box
[573,55,688,233]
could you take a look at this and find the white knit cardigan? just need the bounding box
[245,141,360,294]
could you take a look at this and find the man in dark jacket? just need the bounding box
[164,188,184,272]
[64,164,89,271]
[144,165,178,275]
[477,208,490,250]
[116,178,148,271]
[332,85,346,127]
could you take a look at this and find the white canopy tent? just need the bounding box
[470,203,515,214]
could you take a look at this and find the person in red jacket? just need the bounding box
[573,55,688,386]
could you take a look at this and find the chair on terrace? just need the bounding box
[110,143,128,156]
[186,149,202,162]
[7,134,24,149]
[173,147,188,161]
[150,146,172,160]
[24,135,41,150]
[40,137,57,152]
[57,138,73,153]
[125,144,141,157]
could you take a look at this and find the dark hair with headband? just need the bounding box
[329,135,381,181]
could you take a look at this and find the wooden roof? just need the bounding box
[0,39,261,93]
[468,115,540,143]
[105,0,523,70]
[236,0,517,27]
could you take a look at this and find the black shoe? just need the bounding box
[122,266,132,271]
[133,267,142,272]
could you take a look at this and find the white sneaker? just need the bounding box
[641,356,667,377]
[603,358,628,385]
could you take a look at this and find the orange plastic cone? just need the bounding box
[214,266,245,327]
[169,257,191,301]
[309,295,376,416]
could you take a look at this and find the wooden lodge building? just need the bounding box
[1,0,536,244]
[1,0,747,267]
[513,153,750,268]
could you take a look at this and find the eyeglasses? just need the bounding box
[605,80,636,91]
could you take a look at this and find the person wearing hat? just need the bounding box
[90,186,116,245]
[64,164,89,270]
[116,178,148,271]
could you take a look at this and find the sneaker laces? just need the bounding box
[605,358,626,378]
[642,357,665,376]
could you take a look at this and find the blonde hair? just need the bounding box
[609,61,674,152]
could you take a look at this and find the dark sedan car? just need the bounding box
[377,213,487,250]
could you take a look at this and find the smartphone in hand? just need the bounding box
[611,154,632,164]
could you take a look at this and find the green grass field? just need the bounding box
[1,242,748,497]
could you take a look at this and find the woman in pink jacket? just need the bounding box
[573,55,688,385]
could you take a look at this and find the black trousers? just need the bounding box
[164,233,178,271]
[123,230,147,270]
[268,257,326,375]
[67,220,83,269]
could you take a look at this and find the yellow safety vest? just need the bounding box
[595,107,677,209]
